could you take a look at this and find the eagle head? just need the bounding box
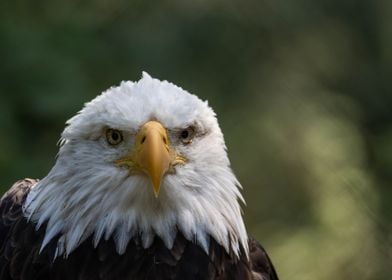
[24,72,248,259]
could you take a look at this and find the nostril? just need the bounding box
[141,136,146,144]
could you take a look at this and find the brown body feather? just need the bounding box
[0,179,278,280]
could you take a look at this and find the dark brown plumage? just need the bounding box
[0,179,278,280]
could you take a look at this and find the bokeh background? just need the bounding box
[1,1,391,279]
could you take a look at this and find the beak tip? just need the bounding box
[151,180,161,198]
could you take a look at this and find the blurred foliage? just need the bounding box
[1,0,391,279]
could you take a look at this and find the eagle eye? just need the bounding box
[179,126,195,144]
[106,129,123,145]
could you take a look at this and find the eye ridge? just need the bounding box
[106,129,123,145]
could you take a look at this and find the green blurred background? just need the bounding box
[1,1,391,279]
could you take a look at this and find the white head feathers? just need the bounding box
[23,72,248,259]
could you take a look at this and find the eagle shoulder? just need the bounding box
[1,179,37,209]
[0,178,38,228]
[248,237,279,280]
[0,178,43,279]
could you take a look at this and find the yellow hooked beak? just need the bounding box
[116,121,185,197]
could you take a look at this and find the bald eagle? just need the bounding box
[0,73,278,280]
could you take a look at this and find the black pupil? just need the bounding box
[181,130,189,139]
[111,131,119,141]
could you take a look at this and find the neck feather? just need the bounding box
[23,163,248,259]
